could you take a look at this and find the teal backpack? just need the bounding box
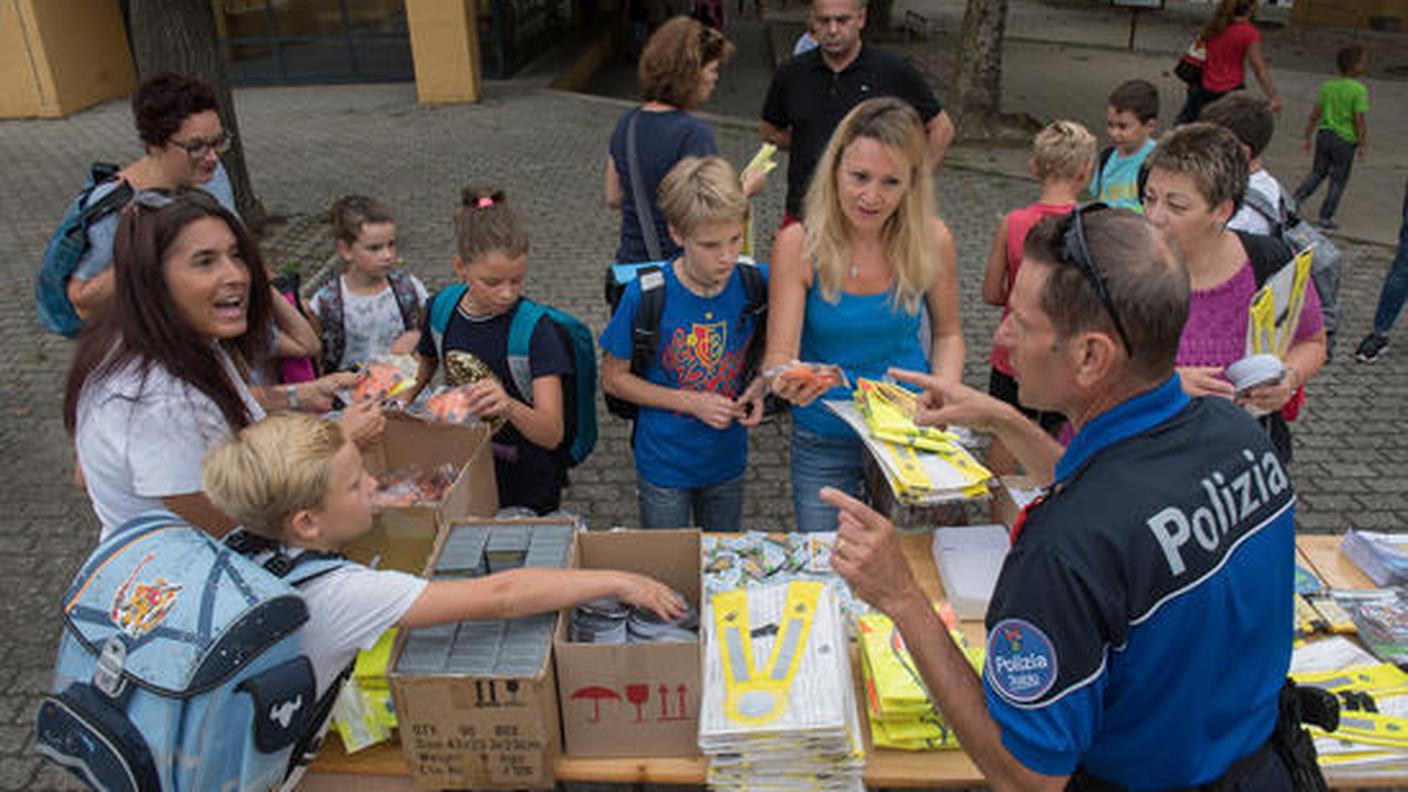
[428,286,597,467]
[36,511,350,792]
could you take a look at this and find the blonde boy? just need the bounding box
[600,156,767,531]
[203,412,682,702]
[981,120,1096,469]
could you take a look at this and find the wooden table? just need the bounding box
[304,533,1401,790]
[303,532,985,789]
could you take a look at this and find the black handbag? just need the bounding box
[1175,37,1205,85]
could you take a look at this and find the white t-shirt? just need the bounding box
[1228,169,1285,236]
[76,345,265,539]
[298,564,427,696]
[310,274,429,371]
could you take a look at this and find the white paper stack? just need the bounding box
[1342,530,1408,587]
[931,524,1010,619]
[699,581,865,791]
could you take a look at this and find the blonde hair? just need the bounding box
[657,156,749,238]
[803,98,936,313]
[203,412,347,539]
[1032,120,1096,182]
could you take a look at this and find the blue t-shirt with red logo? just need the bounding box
[600,263,763,489]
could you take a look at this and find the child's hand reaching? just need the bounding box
[611,572,687,622]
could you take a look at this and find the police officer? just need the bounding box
[826,206,1299,788]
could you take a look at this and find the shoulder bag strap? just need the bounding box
[626,109,665,262]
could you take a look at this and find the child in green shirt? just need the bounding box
[1293,45,1369,230]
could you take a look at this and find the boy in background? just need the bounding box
[1201,93,1283,235]
[1089,79,1158,211]
[981,120,1096,472]
[1294,45,1369,231]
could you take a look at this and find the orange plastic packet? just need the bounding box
[350,355,418,403]
[765,362,849,391]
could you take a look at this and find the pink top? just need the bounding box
[990,202,1076,374]
[1202,20,1260,93]
[1177,261,1323,372]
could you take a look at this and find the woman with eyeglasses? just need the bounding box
[1143,123,1326,462]
[763,97,963,532]
[65,73,240,320]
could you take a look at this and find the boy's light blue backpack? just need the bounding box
[35,511,349,792]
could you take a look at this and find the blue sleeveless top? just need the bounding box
[795,282,927,437]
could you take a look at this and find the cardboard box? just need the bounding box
[554,529,702,758]
[343,412,497,574]
[989,474,1041,530]
[387,519,577,789]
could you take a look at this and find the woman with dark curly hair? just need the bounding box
[604,15,765,266]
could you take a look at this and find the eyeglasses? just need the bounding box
[1058,202,1134,356]
[169,130,232,159]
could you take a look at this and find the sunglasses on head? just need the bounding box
[1058,202,1133,356]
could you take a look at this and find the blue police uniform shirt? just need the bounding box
[983,376,1294,786]
[599,262,763,489]
[417,295,570,513]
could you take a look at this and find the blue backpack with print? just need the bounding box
[427,287,598,467]
[35,512,349,792]
[34,162,134,338]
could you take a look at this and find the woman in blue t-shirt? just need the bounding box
[604,16,765,265]
[765,98,965,532]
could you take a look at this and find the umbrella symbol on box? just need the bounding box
[571,686,620,723]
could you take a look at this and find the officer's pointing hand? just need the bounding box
[888,368,1007,433]
[821,487,921,617]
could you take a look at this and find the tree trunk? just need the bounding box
[952,0,1007,138]
[127,0,266,230]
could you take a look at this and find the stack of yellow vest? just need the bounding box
[853,378,991,503]
[857,611,983,750]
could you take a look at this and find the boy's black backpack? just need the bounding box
[427,286,597,467]
[313,268,425,372]
[603,259,771,421]
[1240,187,1343,357]
[34,162,134,337]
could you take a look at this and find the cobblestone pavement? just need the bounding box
[2,41,1405,789]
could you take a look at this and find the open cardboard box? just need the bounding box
[554,529,702,758]
[341,411,497,574]
[386,518,579,789]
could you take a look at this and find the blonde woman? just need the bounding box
[765,97,963,532]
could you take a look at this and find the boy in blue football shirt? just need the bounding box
[601,157,767,530]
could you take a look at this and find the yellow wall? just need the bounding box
[1292,0,1408,28]
[0,0,135,118]
[405,0,482,104]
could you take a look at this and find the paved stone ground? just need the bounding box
[2,14,1406,790]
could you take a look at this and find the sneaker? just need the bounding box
[1319,218,1339,231]
[1355,333,1388,363]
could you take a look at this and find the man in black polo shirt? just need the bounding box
[760,0,955,224]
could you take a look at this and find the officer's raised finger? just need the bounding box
[819,487,889,533]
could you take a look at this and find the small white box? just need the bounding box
[932,525,1010,619]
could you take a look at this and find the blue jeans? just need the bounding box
[1295,129,1357,222]
[789,424,865,533]
[637,474,744,531]
[1371,181,1408,337]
